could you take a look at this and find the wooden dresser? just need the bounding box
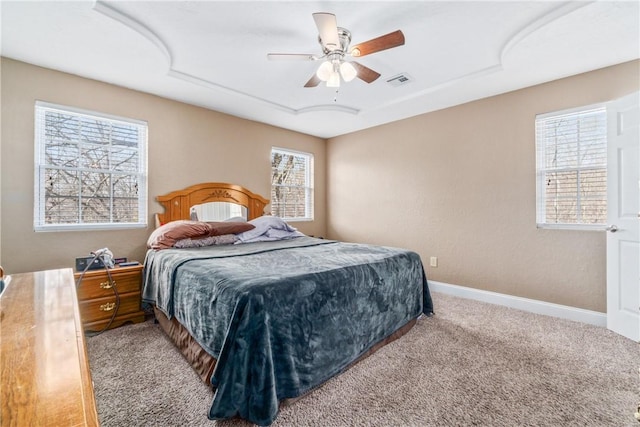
[74,264,145,331]
[0,268,100,426]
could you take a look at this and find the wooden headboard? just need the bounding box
[155,182,270,225]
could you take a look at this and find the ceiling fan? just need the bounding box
[267,12,405,88]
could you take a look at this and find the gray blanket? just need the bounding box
[142,236,433,425]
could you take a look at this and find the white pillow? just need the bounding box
[236,216,299,243]
[225,216,247,222]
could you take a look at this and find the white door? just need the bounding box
[606,91,640,342]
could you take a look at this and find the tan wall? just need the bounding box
[0,58,326,273]
[0,58,3,266]
[2,56,636,311]
[327,60,640,313]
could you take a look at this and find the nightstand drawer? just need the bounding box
[76,266,142,300]
[74,264,145,331]
[79,292,142,324]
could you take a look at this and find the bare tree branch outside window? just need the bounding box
[535,106,607,228]
[35,103,147,231]
[270,148,314,220]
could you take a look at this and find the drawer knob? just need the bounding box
[99,280,115,289]
[99,302,116,312]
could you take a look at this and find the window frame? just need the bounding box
[535,103,607,231]
[270,147,314,222]
[34,101,148,232]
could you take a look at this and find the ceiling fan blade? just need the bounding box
[304,74,322,88]
[350,30,405,57]
[267,53,318,61]
[313,12,340,51]
[351,62,381,83]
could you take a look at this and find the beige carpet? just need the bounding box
[87,292,640,426]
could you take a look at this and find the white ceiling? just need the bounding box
[2,1,638,138]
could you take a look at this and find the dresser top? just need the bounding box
[0,268,99,426]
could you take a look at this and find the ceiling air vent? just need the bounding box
[386,73,413,87]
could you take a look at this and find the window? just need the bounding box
[270,147,314,221]
[535,104,607,229]
[34,101,148,231]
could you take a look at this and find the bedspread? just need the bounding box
[142,236,433,425]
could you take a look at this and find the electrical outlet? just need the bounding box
[430,256,438,268]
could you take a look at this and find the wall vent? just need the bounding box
[386,73,413,87]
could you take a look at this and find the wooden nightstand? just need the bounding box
[74,264,145,331]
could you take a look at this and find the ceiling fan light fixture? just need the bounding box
[340,61,357,82]
[268,12,404,88]
[327,71,341,87]
[316,61,333,81]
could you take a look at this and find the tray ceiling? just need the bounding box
[2,1,638,138]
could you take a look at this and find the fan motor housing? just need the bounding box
[319,27,351,55]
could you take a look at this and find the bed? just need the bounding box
[142,182,434,426]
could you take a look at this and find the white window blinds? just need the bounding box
[270,147,314,221]
[535,105,607,229]
[34,101,148,231]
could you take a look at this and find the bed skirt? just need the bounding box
[153,306,418,399]
[153,306,217,384]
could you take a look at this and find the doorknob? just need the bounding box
[605,224,618,233]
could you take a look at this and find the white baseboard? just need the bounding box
[427,280,607,327]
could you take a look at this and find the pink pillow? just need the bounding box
[147,220,211,249]
[206,221,255,237]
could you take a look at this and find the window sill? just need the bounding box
[34,223,147,232]
[282,218,314,223]
[536,223,606,231]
